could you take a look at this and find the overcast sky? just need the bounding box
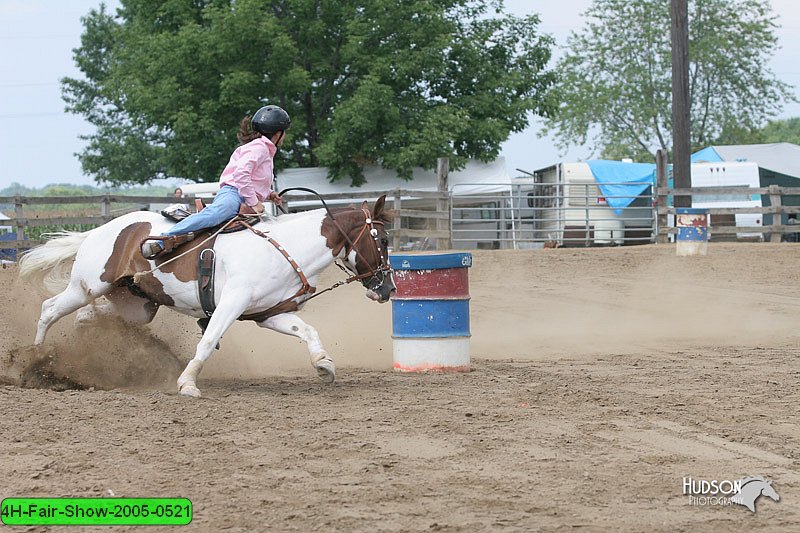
[1,0,799,189]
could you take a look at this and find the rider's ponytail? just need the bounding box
[237,115,261,145]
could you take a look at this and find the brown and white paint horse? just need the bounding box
[19,195,395,397]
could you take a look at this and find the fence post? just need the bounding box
[436,157,451,249]
[101,194,111,220]
[14,195,25,253]
[769,184,783,243]
[584,184,590,246]
[392,189,401,252]
[656,149,669,243]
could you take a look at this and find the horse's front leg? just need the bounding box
[259,313,335,383]
[177,294,249,398]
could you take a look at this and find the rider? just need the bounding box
[141,105,290,258]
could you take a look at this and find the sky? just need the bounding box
[1,0,800,189]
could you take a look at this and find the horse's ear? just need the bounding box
[373,195,387,219]
[360,200,369,210]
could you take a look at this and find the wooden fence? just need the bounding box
[4,184,798,257]
[0,189,451,254]
[656,185,800,243]
[280,188,451,250]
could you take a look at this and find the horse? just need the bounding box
[18,195,396,397]
[730,476,780,512]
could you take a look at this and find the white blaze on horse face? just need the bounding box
[346,249,359,272]
[345,247,381,300]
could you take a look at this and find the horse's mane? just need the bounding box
[257,203,392,229]
[329,204,393,226]
[262,209,311,224]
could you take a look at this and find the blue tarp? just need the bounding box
[0,232,17,262]
[586,160,656,213]
[691,146,723,163]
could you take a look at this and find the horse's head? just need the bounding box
[322,195,396,303]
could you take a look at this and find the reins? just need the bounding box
[279,187,362,255]
[277,187,391,297]
[237,193,391,319]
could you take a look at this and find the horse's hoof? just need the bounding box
[179,384,202,398]
[315,360,336,384]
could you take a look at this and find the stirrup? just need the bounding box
[140,233,195,259]
[141,241,165,260]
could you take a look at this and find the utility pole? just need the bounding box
[671,0,691,207]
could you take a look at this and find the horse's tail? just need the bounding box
[18,231,89,296]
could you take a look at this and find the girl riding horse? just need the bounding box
[141,105,290,258]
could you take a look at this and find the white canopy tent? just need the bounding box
[180,158,512,208]
[693,143,800,179]
[0,212,12,233]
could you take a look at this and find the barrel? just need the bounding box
[675,208,709,256]
[390,252,472,372]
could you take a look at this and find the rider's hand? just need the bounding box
[253,201,266,214]
[268,191,283,206]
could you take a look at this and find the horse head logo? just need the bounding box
[730,476,780,513]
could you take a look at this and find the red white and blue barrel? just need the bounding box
[390,252,472,372]
[675,207,709,256]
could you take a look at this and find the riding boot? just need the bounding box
[140,233,195,259]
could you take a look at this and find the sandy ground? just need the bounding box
[1,243,799,531]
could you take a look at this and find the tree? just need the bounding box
[542,0,794,161]
[716,117,800,146]
[63,0,555,186]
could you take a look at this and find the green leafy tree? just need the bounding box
[716,116,800,146]
[63,0,555,186]
[761,117,800,145]
[0,183,37,197]
[542,0,794,161]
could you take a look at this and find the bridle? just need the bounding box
[332,206,392,292]
[278,188,392,300]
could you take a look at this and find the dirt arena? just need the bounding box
[1,243,799,531]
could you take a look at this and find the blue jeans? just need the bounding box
[164,185,244,237]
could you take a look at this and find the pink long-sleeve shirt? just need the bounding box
[219,136,277,207]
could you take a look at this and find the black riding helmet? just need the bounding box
[251,105,291,136]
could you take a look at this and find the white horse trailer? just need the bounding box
[690,162,762,240]
[518,163,655,247]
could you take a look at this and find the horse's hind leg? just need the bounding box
[75,288,158,327]
[259,313,336,383]
[35,280,96,345]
